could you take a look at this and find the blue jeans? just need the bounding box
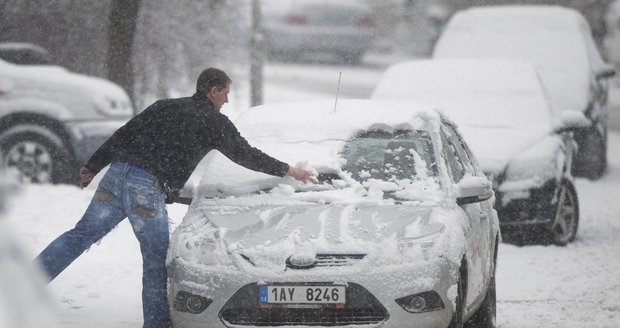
[35,162,172,328]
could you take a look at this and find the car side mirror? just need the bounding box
[596,66,616,80]
[455,176,494,205]
[553,110,591,133]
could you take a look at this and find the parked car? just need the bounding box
[373,59,582,245]
[433,5,616,179]
[262,0,376,64]
[0,47,132,184]
[167,99,500,328]
[0,42,51,65]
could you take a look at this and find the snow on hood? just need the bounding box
[433,5,600,114]
[372,59,555,174]
[0,58,132,118]
[170,200,468,273]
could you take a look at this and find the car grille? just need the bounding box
[291,254,365,269]
[219,283,388,326]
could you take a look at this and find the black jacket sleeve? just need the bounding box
[216,118,289,177]
[84,125,127,173]
[84,102,156,173]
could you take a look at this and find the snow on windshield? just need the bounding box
[190,100,447,205]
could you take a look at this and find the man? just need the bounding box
[35,68,314,328]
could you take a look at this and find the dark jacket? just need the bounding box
[85,92,289,201]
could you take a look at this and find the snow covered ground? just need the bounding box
[2,61,620,327]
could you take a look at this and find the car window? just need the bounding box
[442,123,477,174]
[341,129,437,183]
[440,127,469,183]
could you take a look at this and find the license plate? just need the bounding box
[259,285,346,304]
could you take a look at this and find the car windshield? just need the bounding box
[342,129,437,183]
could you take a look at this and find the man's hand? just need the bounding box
[79,166,95,189]
[287,166,317,184]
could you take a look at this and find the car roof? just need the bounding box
[234,99,446,143]
[372,58,555,124]
[433,5,604,113]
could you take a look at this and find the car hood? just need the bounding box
[169,202,455,270]
[457,124,550,175]
[0,60,133,118]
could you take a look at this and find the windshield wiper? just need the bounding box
[317,172,341,184]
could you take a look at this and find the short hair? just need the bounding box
[196,68,232,93]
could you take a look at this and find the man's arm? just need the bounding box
[217,119,315,183]
[287,166,317,183]
[80,166,95,188]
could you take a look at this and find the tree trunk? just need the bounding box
[107,0,140,114]
[250,0,264,107]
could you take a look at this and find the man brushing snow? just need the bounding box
[35,67,314,328]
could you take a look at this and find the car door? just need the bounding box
[441,124,493,311]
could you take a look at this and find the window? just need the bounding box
[342,130,437,183]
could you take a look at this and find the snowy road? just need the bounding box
[3,60,620,327]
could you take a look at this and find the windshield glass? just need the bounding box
[342,130,437,183]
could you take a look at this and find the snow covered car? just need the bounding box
[262,0,376,64]
[167,99,500,328]
[433,5,616,180]
[0,55,132,184]
[372,59,582,245]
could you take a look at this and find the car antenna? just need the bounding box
[334,71,342,113]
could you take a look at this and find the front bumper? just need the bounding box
[65,118,128,164]
[495,179,559,229]
[168,256,458,328]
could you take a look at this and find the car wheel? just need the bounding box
[547,179,579,246]
[573,130,606,180]
[449,272,464,328]
[0,126,77,184]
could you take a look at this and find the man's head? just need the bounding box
[196,68,232,111]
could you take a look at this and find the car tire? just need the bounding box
[545,179,579,246]
[464,271,496,328]
[573,129,607,180]
[449,271,464,328]
[0,125,78,185]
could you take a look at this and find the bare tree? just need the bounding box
[107,0,141,112]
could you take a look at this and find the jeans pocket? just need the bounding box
[129,186,159,219]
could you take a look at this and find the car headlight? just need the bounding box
[93,93,133,117]
[398,224,445,260]
[182,227,232,266]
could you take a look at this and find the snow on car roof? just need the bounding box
[433,5,595,113]
[372,58,555,174]
[0,58,128,99]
